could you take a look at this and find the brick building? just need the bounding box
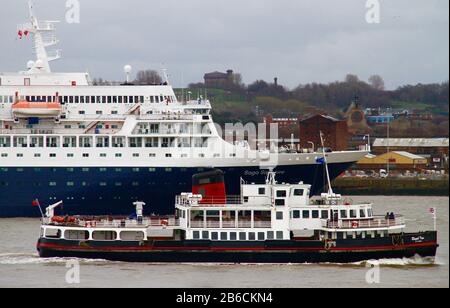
[299,114,349,151]
[203,70,234,88]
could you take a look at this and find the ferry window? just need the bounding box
[120,231,144,241]
[34,154,41,158]
[267,231,274,240]
[360,209,366,218]
[102,96,106,103]
[45,228,62,239]
[340,210,348,219]
[193,231,200,239]
[276,212,283,220]
[248,232,256,240]
[302,210,310,219]
[90,96,95,103]
[275,199,285,206]
[276,190,286,198]
[293,189,304,196]
[140,96,144,103]
[93,231,117,241]
[124,96,128,104]
[17,154,24,158]
[276,231,283,240]
[129,96,134,104]
[75,96,79,104]
[202,231,209,239]
[258,187,265,195]
[293,210,300,219]
[220,232,227,241]
[67,154,74,157]
[258,232,265,241]
[83,154,89,158]
[211,232,218,240]
[230,232,237,241]
[312,210,319,219]
[150,96,154,103]
[80,96,85,104]
[64,230,89,240]
[79,111,85,115]
[115,153,122,158]
[69,96,74,104]
[239,232,246,241]
[350,210,357,218]
[49,153,56,158]
[107,96,112,103]
[321,210,329,219]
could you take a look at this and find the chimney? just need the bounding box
[274,77,278,86]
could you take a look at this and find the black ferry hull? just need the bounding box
[37,231,438,264]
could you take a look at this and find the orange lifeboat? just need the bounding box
[12,101,62,118]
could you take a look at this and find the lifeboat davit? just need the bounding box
[12,101,62,118]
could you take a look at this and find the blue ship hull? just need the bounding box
[0,163,353,217]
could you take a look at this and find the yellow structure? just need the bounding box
[357,151,428,170]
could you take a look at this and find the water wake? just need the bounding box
[0,253,108,265]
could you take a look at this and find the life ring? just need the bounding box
[351,221,359,229]
[161,219,169,227]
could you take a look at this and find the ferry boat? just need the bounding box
[37,140,438,263]
[1,3,368,217]
[36,170,438,263]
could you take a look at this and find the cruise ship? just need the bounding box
[0,5,368,217]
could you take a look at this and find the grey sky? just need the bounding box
[1,0,448,89]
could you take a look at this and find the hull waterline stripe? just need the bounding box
[38,242,438,253]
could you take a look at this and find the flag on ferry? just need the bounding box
[316,157,326,165]
[429,207,435,214]
[18,30,23,39]
[32,199,40,207]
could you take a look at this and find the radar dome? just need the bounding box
[35,59,44,69]
[124,65,132,73]
[27,61,35,70]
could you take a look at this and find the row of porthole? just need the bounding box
[0,181,189,187]
[1,153,226,158]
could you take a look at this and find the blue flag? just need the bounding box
[316,157,326,165]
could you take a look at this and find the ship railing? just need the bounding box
[43,216,180,228]
[322,215,405,229]
[176,195,244,206]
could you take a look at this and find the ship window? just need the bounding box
[83,154,89,157]
[248,232,256,240]
[312,210,319,219]
[258,232,265,241]
[193,231,200,239]
[120,231,144,241]
[302,210,310,219]
[49,153,56,158]
[276,212,283,220]
[202,231,209,239]
[276,190,286,198]
[17,154,23,157]
[107,96,112,103]
[230,232,237,241]
[133,153,139,157]
[93,231,117,241]
[79,110,85,115]
[150,96,154,103]
[275,199,285,206]
[220,232,227,241]
[100,153,106,157]
[350,210,357,218]
[293,210,300,219]
[258,188,265,195]
[67,154,74,157]
[239,232,246,241]
[276,231,283,240]
[211,232,218,240]
[102,96,106,103]
[45,228,62,239]
[129,96,134,104]
[321,210,329,219]
[293,189,304,196]
[360,209,366,218]
[34,154,41,157]
[340,210,348,219]
[115,153,122,157]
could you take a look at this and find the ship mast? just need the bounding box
[319,131,334,195]
[19,1,61,73]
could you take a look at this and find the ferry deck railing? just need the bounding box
[43,216,180,229]
[322,215,405,229]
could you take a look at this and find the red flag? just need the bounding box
[429,208,435,214]
[18,30,23,39]
[32,199,40,207]
[24,30,29,36]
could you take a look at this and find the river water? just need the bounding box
[0,196,448,288]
